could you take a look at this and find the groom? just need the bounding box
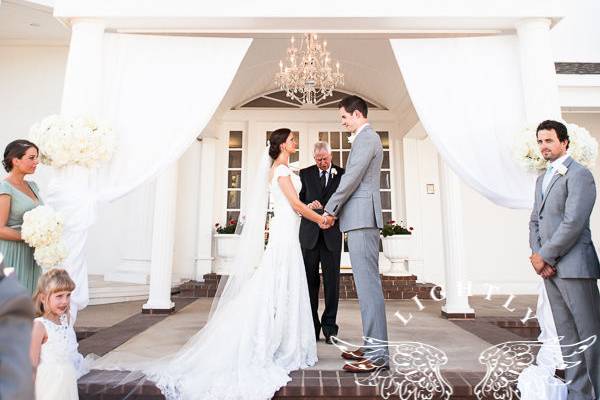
[323,95,389,373]
[529,120,600,400]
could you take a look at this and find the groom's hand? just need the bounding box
[539,263,556,279]
[321,215,335,229]
[529,252,546,274]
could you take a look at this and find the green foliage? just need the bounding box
[215,219,237,234]
[381,220,414,238]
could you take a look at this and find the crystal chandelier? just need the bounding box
[275,33,344,105]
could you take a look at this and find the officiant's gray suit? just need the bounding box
[324,124,388,364]
[529,156,600,400]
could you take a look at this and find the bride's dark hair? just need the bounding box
[268,128,292,160]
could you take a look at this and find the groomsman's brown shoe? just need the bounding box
[343,359,389,373]
[341,348,365,361]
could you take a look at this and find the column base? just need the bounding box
[142,301,175,314]
[441,308,475,320]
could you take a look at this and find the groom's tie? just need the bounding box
[320,170,327,190]
[542,165,554,197]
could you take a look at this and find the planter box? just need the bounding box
[213,233,240,274]
[381,234,413,276]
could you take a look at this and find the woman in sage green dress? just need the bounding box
[0,139,42,294]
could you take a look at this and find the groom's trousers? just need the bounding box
[347,228,389,365]
[544,276,600,400]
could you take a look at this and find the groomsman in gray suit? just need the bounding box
[0,265,35,400]
[529,120,600,400]
[323,95,389,373]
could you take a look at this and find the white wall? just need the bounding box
[0,44,68,188]
[551,0,600,62]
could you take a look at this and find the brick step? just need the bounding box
[176,273,441,300]
[78,369,485,399]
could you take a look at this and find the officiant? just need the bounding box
[299,141,345,344]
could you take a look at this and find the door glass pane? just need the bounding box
[229,131,243,148]
[226,211,240,224]
[331,151,341,166]
[382,211,393,225]
[380,171,390,189]
[228,151,242,168]
[382,151,390,169]
[342,151,349,167]
[228,170,242,188]
[227,190,241,209]
[342,131,352,149]
[330,131,340,149]
[378,131,389,149]
[319,131,328,142]
[381,191,392,210]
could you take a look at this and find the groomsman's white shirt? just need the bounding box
[543,154,569,195]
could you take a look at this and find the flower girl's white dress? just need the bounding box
[35,313,91,400]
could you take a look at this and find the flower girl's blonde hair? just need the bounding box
[33,268,75,317]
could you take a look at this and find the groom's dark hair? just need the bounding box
[338,95,368,118]
[536,120,569,149]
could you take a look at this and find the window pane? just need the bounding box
[229,131,243,148]
[331,151,341,166]
[382,212,393,225]
[290,151,299,164]
[228,151,242,168]
[226,211,240,224]
[378,131,389,149]
[342,150,349,167]
[380,171,391,189]
[330,131,340,149]
[319,131,328,142]
[382,151,390,169]
[342,131,352,149]
[381,191,392,210]
[227,190,241,209]
[228,170,241,188]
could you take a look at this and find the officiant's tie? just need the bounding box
[542,165,554,197]
[320,170,327,190]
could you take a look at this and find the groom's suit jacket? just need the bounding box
[529,156,600,278]
[324,125,383,232]
[299,164,345,251]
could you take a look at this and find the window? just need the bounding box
[226,131,243,223]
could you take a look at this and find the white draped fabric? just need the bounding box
[46,34,252,313]
[390,36,564,398]
[390,36,536,209]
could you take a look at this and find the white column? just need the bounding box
[104,182,154,284]
[402,136,424,279]
[438,157,475,318]
[194,137,218,280]
[142,165,178,313]
[61,19,106,117]
[515,18,562,124]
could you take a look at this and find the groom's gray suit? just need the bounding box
[529,156,600,400]
[324,124,388,364]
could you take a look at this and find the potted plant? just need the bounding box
[213,219,240,274]
[381,220,414,276]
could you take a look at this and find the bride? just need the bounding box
[109,128,332,400]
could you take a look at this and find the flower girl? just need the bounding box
[30,269,90,400]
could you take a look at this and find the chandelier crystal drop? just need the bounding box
[275,33,344,105]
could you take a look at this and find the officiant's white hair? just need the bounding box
[313,141,331,154]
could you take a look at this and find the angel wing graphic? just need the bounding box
[474,335,596,400]
[331,336,453,400]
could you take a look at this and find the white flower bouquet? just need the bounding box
[21,205,67,269]
[513,122,598,172]
[29,115,116,168]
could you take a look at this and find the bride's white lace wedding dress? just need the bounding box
[142,163,317,400]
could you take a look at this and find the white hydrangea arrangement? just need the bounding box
[513,122,598,172]
[21,205,67,269]
[29,115,116,168]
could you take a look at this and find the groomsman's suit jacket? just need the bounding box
[529,156,600,278]
[529,156,600,398]
[299,164,345,251]
[0,267,34,400]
